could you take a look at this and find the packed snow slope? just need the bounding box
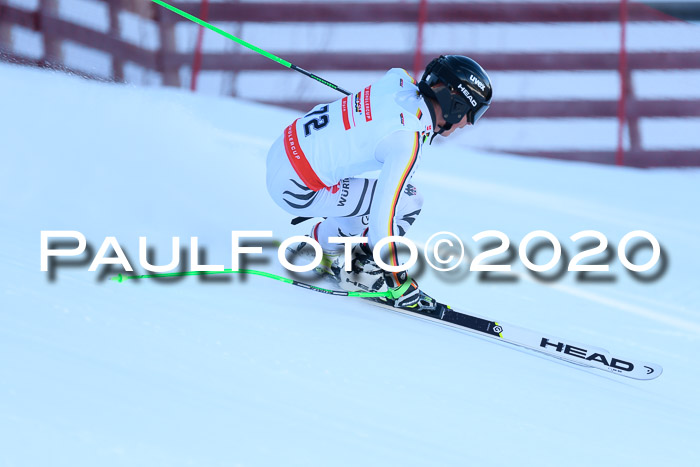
[1,63,700,466]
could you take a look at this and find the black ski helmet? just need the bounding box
[418,55,493,132]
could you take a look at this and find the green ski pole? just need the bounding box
[150,0,351,96]
[111,269,411,300]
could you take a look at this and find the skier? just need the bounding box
[266,55,492,312]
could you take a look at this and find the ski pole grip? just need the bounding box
[389,278,413,299]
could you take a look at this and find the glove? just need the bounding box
[384,276,440,314]
[390,279,422,308]
[384,267,418,306]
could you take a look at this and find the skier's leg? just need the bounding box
[314,182,423,251]
[267,136,430,308]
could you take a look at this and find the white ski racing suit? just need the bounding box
[266,68,433,278]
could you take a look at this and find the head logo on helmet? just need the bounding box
[457,83,478,107]
[418,55,493,136]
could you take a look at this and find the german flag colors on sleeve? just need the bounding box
[367,131,421,283]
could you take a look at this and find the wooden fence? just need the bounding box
[1,0,699,167]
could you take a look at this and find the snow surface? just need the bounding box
[1,62,700,466]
